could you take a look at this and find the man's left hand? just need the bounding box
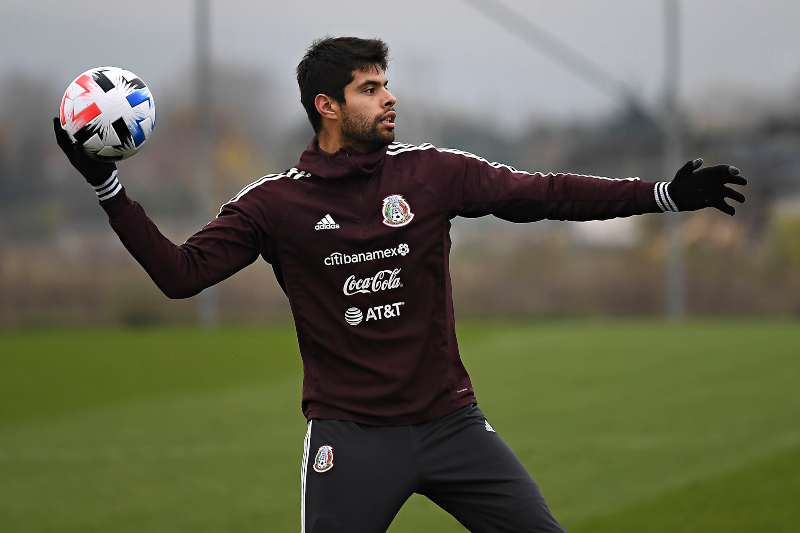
[667,158,747,216]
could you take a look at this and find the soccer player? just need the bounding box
[54,37,746,533]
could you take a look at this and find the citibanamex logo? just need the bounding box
[344,302,405,326]
[343,268,402,296]
[324,243,410,267]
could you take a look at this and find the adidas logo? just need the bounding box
[315,214,340,231]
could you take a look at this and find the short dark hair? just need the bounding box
[296,37,390,133]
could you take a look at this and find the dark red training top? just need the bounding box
[100,140,668,425]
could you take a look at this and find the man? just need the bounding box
[55,37,746,532]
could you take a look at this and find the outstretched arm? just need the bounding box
[446,148,746,222]
[53,118,265,299]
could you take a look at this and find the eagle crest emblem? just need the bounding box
[381,194,414,227]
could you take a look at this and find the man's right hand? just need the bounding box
[52,117,117,187]
[53,117,123,201]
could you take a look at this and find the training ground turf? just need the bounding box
[1,320,798,532]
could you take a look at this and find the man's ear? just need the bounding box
[314,94,339,122]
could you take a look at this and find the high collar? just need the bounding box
[297,138,387,179]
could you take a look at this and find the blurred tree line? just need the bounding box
[0,65,799,326]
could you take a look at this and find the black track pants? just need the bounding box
[300,404,565,532]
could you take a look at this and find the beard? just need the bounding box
[340,107,394,153]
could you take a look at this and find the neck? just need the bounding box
[317,127,378,155]
[317,128,343,155]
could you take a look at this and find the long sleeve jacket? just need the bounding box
[99,140,672,425]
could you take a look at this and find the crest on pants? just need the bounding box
[313,444,334,473]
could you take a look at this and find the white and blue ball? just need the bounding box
[59,66,156,161]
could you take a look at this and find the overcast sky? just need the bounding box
[2,0,798,131]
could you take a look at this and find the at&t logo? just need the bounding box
[344,307,364,326]
[344,302,405,326]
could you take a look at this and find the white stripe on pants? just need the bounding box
[300,420,313,533]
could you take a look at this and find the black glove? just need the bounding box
[665,158,747,216]
[53,117,121,200]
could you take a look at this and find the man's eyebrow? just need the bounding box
[356,79,389,89]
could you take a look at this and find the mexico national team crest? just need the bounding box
[381,194,414,227]
[313,445,334,473]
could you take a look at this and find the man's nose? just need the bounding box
[384,90,397,108]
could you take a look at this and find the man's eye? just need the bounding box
[365,87,375,94]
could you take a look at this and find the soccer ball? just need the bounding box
[59,66,156,161]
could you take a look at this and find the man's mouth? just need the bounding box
[380,111,396,129]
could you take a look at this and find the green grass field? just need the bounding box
[1,320,798,532]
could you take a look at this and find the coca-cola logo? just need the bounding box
[343,268,403,296]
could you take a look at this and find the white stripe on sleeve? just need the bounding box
[94,170,122,201]
[663,182,679,211]
[654,182,680,212]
